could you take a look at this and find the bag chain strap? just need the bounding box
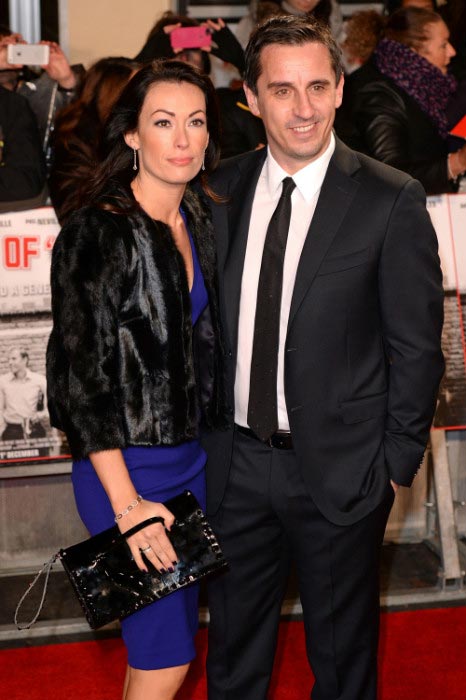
[14,554,59,630]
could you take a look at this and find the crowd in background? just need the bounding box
[0,0,465,215]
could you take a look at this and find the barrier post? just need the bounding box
[429,429,464,589]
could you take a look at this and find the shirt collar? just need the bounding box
[264,132,335,204]
[9,369,32,381]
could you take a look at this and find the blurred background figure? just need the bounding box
[340,9,386,74]
[236,0,343,48]
[0,25,83,173]
[215,81,266,158]
[384,0,436,12]
[439,0,466,80]
[48,56,138,225]
[134,12,245,80]
[0,40,45,208]
[335,7,466,195]
[135,12,212,72]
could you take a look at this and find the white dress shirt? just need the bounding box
[235,133,336,430]
[0,369,47,426]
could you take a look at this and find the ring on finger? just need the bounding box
[140,545,152,553]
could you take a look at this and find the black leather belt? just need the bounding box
[235,424,293,450]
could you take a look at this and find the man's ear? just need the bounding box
[335,74,344,110]
[244,83,261,118]
[124,130,140,150]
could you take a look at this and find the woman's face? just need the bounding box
[416,20,456,75]
[285,0,321,14]
[125,80,209,188]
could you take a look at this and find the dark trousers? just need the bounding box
[2,421,46,441]
[207,429,395,700]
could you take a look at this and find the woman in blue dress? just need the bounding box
[46,60,227,700]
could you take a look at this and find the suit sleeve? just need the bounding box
[379,178,444,486]
[47,209,128,458]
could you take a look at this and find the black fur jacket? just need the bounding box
[46,184,228,460]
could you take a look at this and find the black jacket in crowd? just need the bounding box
[46,185,228,460]
[0,85,45,206]
[335,59,456,195]
[216,87,266,159]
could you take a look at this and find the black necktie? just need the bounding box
[247,176,296,441]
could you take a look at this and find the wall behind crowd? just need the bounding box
[63,0,171,67]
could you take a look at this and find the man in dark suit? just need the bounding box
[203,15,444,700]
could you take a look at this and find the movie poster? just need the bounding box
[0,207,59,315]
[0,207,69,465]
[428,194,466,429]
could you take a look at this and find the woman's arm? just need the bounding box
[47,209,127,456]
[89,449,178,573]
[49,211,178,572]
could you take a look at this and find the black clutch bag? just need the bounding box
[15,490,227,630]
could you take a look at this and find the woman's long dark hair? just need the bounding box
[85,59,221,211]
[50,57,138,225]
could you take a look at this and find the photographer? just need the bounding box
[0,28,83,171]
[0,41,45,206]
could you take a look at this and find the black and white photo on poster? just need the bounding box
[0,325,70,465]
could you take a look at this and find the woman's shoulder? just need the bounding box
[54,202,135,260]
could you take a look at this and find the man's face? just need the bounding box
[244,42,343,174]
[8,350,27,374]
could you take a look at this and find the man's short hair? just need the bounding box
[244,15,344,94]
[9,347,29,364]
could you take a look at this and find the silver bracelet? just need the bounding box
[114,495,143,522]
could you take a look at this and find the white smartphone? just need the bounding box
[7,43,50,66]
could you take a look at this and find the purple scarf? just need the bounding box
[374,38,457,139]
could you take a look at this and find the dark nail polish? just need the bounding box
[160,568,167,574]
[172,561,177,566]
[168,567,175,573]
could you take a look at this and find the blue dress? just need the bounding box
[72,224,209,670]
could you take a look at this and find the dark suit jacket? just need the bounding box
[203,138,444,526]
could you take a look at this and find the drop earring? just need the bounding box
[133,149,138,171]
[201,154,206,171]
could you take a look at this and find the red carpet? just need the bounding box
[1,608,465,699]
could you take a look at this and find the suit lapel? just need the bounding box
[288,140,361,327]
[223,151,266,359]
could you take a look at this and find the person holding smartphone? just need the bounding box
[0,38,45,207]
[0,26,83,172]
[134,11,245,76]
